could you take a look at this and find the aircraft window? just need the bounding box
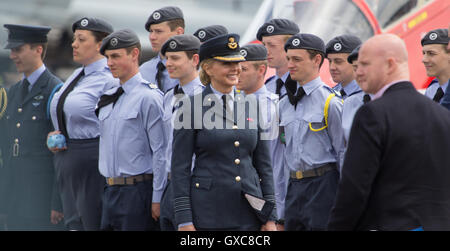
[365,0,426,28]
[276,0,373,42]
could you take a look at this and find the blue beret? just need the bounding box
[256,19,299,41]
[199,33,245,63]
[326,34,362,56]
[194,25,228,43]
[161,34,201,56]
[240,44,267,61]
[347,45,361,64]
[145,6,184,31]
[4,24,51,49]
[421,28,449,46]
[284,33,325,54]
[72,17,114,34]
[100,29,140,55]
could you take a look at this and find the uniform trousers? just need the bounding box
[160,179,176,231]
[6,156,65,231]
[285,167,339,231]
[101,179,160,231]
[54,138,104,231]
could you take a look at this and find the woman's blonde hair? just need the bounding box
[199,58,215,85]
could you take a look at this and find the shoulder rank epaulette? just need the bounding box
[148,83,158,89]
[264,75,276,85]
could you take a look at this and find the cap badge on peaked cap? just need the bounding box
[228,37,238,50]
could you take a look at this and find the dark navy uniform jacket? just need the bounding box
[171,84,277,229]
[0,69,62,217]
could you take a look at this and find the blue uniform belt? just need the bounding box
[106,174,153,186]
[290,163,336,180]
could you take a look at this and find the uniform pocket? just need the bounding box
[303,113,325,130]
[121,110,138,120]
[98,105,113,121]
[301,113,331,159]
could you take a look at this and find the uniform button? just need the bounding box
[232,125,238,130]
[32,116,36,120]
[14,139,19,143]
[195,183,200,188]
[16,123,21,128]
[235,176,241,182]
[235,158,240,165]
[18,108,22,113]
[234,141,240,147]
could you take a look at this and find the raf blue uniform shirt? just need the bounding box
[50,58,118,139]
[341,91,373,167]
[280,77,345,172]
[425,79,449,103]
[251,85,287,221]
[163,77,204,173]
[98,72,168,203]
[332,80,361,100]
[140,54,178,93]
[265,71,289,99]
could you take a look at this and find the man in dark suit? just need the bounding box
[328,34,450,231]
[0,24,64,230]
[438,25,450,110]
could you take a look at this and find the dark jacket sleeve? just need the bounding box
[171,98,196,226]
[328,104,384,230]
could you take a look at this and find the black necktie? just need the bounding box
[293,87,306,110]
[221,94,229,115]
[156,61,166,91]
[276,78,284,96]
[21,78,30,100]
[56,69,85,137]
[174,84,185,95]
[363,94,371,104]
[172,84,185,113]
[340,89,346,98]
[95,87,124,117]
[433,87,444,103]
[285,75,305,110]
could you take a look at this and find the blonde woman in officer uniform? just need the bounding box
[171,34,277,231]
